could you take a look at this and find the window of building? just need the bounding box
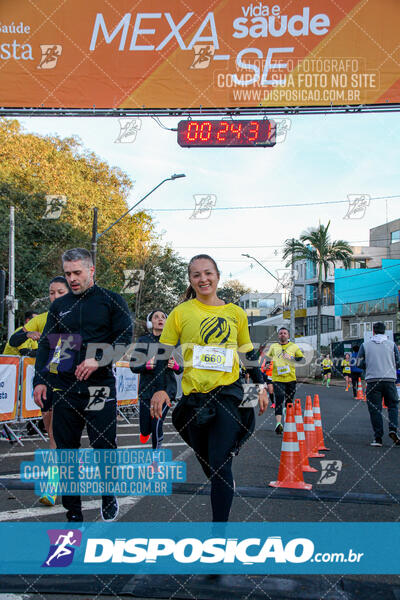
[306,316,317,336]
[350,323,359,338]
[251,301,258,308]
[385,320,393,331]
[365,322,372,332]
[245,300,249,309]
[306,260,316,279]
[391,230,400,243]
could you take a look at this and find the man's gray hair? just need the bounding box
[62,248,93,267]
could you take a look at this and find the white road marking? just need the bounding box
[0,446,193,521]
[0,442,187,459]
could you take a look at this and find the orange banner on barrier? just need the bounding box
[0,356,19,422]
[21,357,41,420]
[0,0,399,109]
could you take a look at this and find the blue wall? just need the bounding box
[334,259,400,316]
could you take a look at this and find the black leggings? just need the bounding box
[184,395,245,522]
[139,398,169,449]
[53,388,117,519]
[273,380,297,416]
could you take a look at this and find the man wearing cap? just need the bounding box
[358,322,400,447]
[267,327,305,434]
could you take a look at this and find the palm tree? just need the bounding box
[282,222,353,356]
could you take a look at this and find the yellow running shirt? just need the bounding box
[160,299,253,395]
[341,359,351,374]
[24,312,48,334]
[322,358,333,370]
[3,325,38,356]
[267,342,304,382]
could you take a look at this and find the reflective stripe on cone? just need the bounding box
[269,402,312,491]
[313,393,329,451]
[295,398,317,473]
[304,395,324,458]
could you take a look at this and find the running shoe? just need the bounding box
[39,494,56,506]
[101,497,119,522]
[270,403,275,409]
[140,433,151,444]
[275,423,283,435]
[370,439,382,447]
[389,431,400,446]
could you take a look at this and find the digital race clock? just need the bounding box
[177,119,276,148]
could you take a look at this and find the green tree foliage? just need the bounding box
[218,279,251,305]
[0,118,187,335]
[130,245,188,336]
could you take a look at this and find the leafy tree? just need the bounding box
[218,279,251,305]
[0,119,185,335]
[282,221,353,355]
[128,245,188,336]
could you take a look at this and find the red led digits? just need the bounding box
[247,121,260,142]
[199,121,212,141]
[230,122,242,139]
[177,119,276,148]
[186,122,199,141]
[216,122,229,141]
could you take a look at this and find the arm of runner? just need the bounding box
[75,357,99,381]
[33,306,57,388]
[8,328,29,347]
[357,344,366,371]
[33,384,47,408]
[257,387,269,415]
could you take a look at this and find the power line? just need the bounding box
[148,195,400,213]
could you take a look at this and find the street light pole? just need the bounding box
[289,238,296,342]
[242,252,296,339]
[241,253,281,283]
[7,206,18,338]
[90,173,186,269]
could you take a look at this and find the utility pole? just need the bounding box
[6,206,18,338]
[290,238,296,341]
[91,207,98,270]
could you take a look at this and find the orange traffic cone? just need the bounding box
[294,398,317,473]
[356,378,364,401]
[304,395,325,458]
[269,403,312,490]
[313,394,330,451]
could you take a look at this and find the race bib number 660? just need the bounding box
[192,345,234,372]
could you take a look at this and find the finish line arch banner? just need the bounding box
[1,0,400,109]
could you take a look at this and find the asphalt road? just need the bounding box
[1,382,400,599]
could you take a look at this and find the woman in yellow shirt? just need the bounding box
[150,254,268,522]
[9,276,69,506]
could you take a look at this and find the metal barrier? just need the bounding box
[0,356,139,444]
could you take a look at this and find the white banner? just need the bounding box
[0,362,17,416]
[115,366,138,402]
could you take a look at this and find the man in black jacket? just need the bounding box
[33,248,133,522]
[131,310,182,456]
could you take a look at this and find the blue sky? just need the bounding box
[19,112,400,292]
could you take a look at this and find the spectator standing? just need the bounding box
[358,322,400,447]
